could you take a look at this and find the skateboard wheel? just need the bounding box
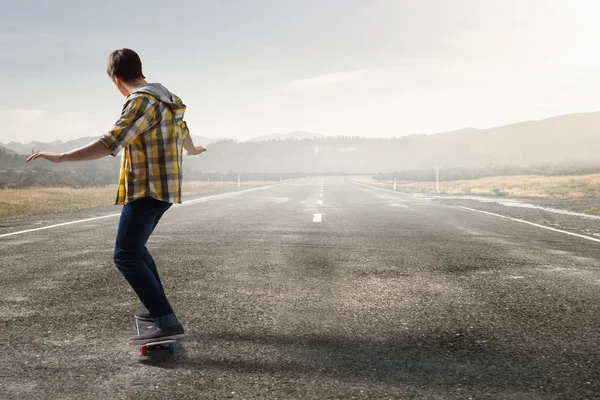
[140,346,147,355]
[168,343,175,353]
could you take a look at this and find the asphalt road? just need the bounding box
[1,178,599,399]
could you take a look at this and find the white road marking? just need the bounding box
[0,185,280,239]
[317,200,323,205]
[177,184,277,206]
[354,180,600,245]
[320,194,323,197]
[458,206,600,244]
[0,214,121,238]
[313,213,322,223]
[348,180,415,197]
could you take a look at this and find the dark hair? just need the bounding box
[106,48,145,82]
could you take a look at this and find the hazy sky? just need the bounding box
[1,0,599,144]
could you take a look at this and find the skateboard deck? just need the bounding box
[135,318,176,355]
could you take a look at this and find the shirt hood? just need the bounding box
[131,83,186,119]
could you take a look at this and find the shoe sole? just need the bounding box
[129,333,185,346]
[134,315,154,322]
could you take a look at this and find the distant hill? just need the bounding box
[191,111,600,172]
[247,130,325,142]
[1,135,220,155]
[1,138,99,155]
[0,144,16,155]
[3,111,600,173]
[427,111,600,166]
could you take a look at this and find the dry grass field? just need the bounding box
[353,174,600,199]
[0,181,277,218]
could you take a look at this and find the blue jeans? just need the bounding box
[113,196,178,326]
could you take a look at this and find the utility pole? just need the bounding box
[238,173,241,188]
[434,166,440,193]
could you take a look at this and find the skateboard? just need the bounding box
[135,318,176,355]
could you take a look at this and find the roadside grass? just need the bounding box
[0,181,277,218]
[581,207,600,215]
[352,174,600,199]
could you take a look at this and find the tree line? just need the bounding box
[2,137,600,189]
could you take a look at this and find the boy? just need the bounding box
[26,48,206,345]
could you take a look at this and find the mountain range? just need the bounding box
[425,111,600,166]
[0,135,220,155]
[0,131,324,154]
[3,110,600,170]
[0,144,15,155]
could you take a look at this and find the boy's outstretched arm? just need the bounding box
[182,131,207,156]
[26,139,113,163]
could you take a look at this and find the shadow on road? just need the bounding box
[138,330,599,397]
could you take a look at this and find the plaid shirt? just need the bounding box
[99,89,189,205]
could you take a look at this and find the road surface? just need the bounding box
[1,178,599,399]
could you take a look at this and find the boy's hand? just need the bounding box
[187,146,207,156]
[26,152,64,163]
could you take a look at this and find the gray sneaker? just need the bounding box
[129,323,185,346]
[134,306,153,321]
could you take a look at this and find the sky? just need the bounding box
[1,0,600,144]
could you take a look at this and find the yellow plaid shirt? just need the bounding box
[99,86,189,205]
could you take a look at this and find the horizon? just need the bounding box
[3,107,600,147]
[2,1,600,143]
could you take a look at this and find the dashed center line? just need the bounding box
[317,200,323,205]
[313,213,322,223]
